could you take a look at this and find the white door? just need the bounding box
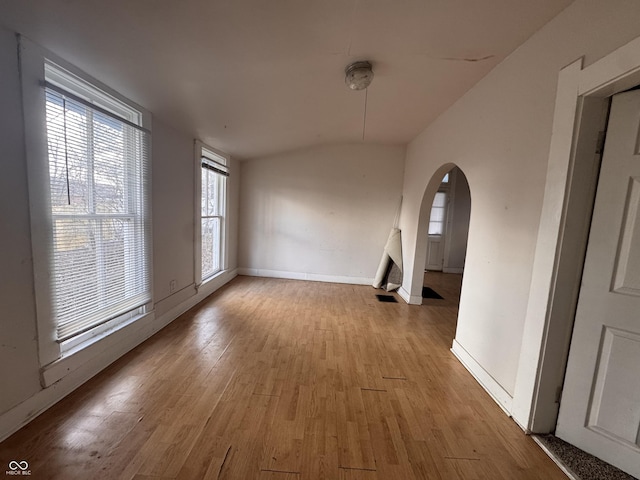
[425,234,444,271]
[426,191,447,271]
[556,90,640,478]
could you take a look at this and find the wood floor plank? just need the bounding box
[174,434,231,480]
[0,275,568,479]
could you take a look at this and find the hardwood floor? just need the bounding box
[0,276,566,479]
[422,271,463,308]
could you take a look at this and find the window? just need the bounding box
[428,172,452,235]
[428,192,447,235]
[199,147,228,281]
[43,63,151,344]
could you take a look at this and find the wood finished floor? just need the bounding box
[422,271,462,308]
[0,275,566,479]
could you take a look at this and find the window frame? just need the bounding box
[44,68,151,345]
[20,37,153,378]
[194,141,229,286]
[428,191,448,236]
[428,172,452,236]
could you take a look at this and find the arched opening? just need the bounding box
[412,165,471,327]
[422,166,470,308]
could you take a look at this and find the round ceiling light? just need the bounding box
[345,61,374,90]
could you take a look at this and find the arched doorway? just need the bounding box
[422,167,471,311]
[410,164,471,311]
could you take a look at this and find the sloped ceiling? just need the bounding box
[0,0,573,159]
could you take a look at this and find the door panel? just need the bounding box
[556,90,640,478]
[426,235,444,271]
[588,327,640,448]
[612,177,640,295]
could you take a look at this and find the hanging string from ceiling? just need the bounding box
[362,88,368,141]
[344,60,374,142]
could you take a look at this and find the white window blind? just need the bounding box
[44,83,151,342]
[428,192,447,235]
[201,150,228,280]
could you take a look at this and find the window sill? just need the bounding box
[197,269,226,289]
[40,311,154,387]
[195,268,238,300]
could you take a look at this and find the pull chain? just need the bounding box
[362,88,368,140]
[63,97,71,205]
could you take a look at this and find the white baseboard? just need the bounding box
[154,268,237,333]
[451,339,513,415]
[443,267,464,274]
[41,311,157,387]
[398,287,410,303]
[398,287,422,305]
[0,269,238,443]
[238,268,373,286]
[195,268,238,301]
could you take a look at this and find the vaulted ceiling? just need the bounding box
[1,0,573,159]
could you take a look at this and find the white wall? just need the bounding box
[151,119,241,319]
[152,119,197,316]
[227,155,241,277]
[0,27,239,439]
[239,144,405,284]
[399,0,640,403]
[0,29,42,416]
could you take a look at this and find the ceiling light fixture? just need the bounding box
[345,61,374,140]
[345,61,374,90]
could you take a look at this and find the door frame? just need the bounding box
[512,35,640,433]
[426,182,450,272]
[443,167,469,275]
[441,170,455,273]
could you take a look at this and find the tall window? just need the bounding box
[200,147,228,280]
[44,64,151,343]
[428,192,447,235]
[428,172,451,235]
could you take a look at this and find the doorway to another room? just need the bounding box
[423,167,470,312]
